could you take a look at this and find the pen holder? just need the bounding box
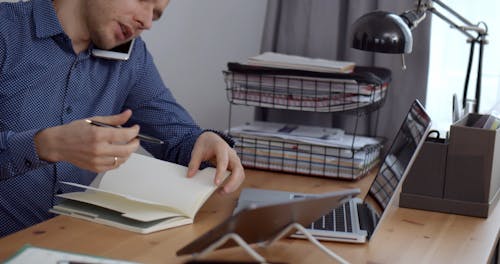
[401,137,448,198]
[400,113,500,218]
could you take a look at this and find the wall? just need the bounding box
[142,0,268,130]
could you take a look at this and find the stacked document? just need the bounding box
[471,114,500,130]
[4,245,138,264]
[224,62,390,112]
[226,74,387,112]
[229,122,383,180]
[247,52,355,73]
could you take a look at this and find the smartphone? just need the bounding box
[92,38,135,61]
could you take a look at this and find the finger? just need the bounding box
[187,147,204,178]
[80,156,117,173]
[111,154,133,168]
[214,151,229,186]
[95,156,121,173]
[90,151,134,172]
[84,138,140,164]
[102,138,141,157]
[106,125,140,144]
[221,154,245,193]
[221,167,244,194]
[87,124,140,144]
[93,109,133,127]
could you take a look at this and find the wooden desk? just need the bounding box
[0,169,498,264]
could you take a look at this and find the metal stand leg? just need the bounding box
[262,223,349,264]
[192,223,350,264]
[193,233,267,263]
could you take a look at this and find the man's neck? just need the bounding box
[52,0,90,54]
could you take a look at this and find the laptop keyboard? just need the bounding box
[309,202,352,233]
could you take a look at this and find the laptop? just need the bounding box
[233,99,432,243]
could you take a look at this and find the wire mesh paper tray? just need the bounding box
[224,66,390,113]
[232,135,382,180]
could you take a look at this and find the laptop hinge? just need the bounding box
[356,203,376,239]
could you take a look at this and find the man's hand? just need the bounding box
[187,131,245,194]
[34,110,140,172]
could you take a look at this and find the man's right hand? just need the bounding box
[34,110,140,172]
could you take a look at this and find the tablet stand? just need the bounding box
[191,222,349,264]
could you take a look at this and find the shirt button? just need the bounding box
[65,106,72,114]
[24,159,32,167]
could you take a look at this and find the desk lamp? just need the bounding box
[350,0,488,114]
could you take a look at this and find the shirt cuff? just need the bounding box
[7,129,50,173]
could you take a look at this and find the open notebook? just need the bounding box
[50,153,229,234]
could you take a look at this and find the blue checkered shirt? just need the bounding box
[0,0,204,236]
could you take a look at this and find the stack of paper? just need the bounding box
[471,114,500,130]
[229,121,382,180]
[4,245,138,264]
[247,52,355,73]
[224,61,389,112]
[226,74,387,112]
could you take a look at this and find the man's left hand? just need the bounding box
[187,131,245,194]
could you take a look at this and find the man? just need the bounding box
[0,0,245,236]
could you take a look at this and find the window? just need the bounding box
[425,0,500,132]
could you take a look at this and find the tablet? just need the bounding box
[176,188,359,256]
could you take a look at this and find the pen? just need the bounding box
[85,119,164,144]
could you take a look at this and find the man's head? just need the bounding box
[83,0,169,49]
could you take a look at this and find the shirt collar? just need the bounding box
[33,0,65,39]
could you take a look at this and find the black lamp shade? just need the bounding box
[351,11,413,54]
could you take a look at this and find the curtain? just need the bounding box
[257,0,431,142]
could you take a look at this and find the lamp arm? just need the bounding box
[427,8,478,40]
[423,0,487,113]
[432,0,475,27]
[424,0,487,39]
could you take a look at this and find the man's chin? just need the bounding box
[92,37,119,50]
[93,43,114,50]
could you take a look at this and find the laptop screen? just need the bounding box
[363,100,431,235]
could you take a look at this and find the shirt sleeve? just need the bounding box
[0,30,5,79]
[0,32,50,180]
[123,39,203,166]
[0,129,51,180]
